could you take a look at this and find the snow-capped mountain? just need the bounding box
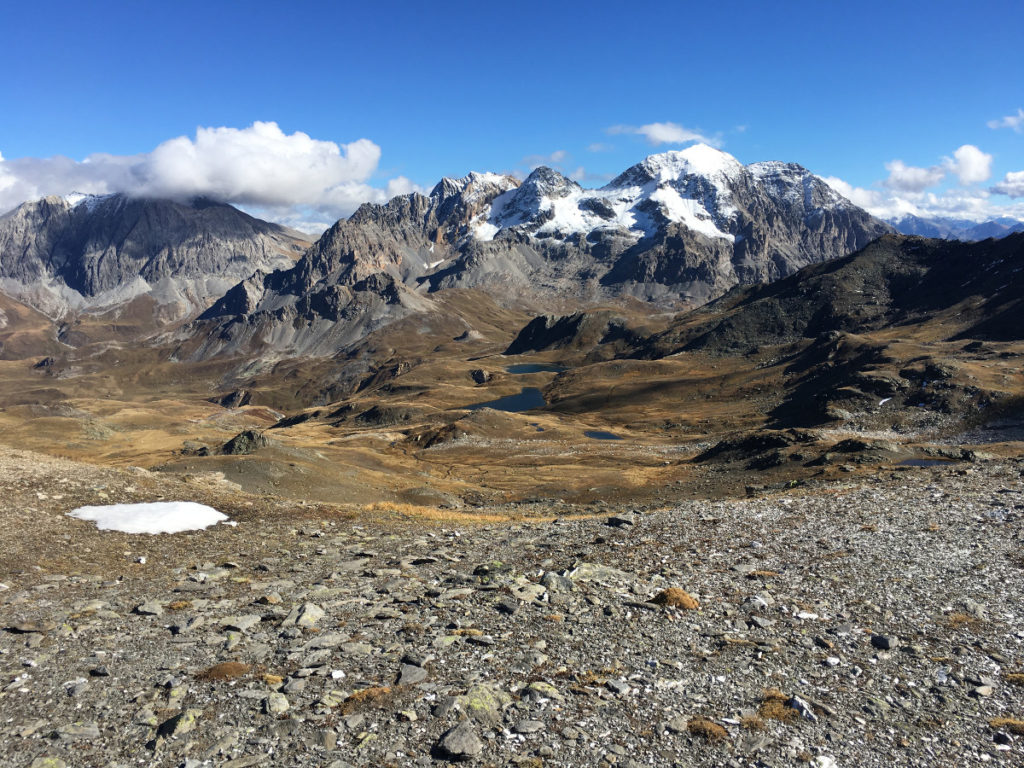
[192,145,891,358]
[0,193,309,320]
[887,213,1024,241]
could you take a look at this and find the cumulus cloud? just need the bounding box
[882,160,946,192]
[608,121,721,147]
[988,108,1024,133]
[0,121,418,231]
[826,172,1024,223]
[522,150,568,169]
[992,170,1024,198]
[586,142,614,153]
[943,144,992,185]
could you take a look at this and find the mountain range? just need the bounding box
[886,213,1024,241]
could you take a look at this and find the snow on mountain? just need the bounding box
[467,144,851,247]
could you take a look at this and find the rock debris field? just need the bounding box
[1,447,1024,767]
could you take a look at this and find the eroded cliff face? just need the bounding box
[0,193,309,320]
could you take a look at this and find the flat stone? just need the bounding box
[134,601,163,616]
[514,719,545,734]
[397,663,428,686]
[221,614,262,632]
[54,721,100,740]
[9,619,57,633]
[283,602,326,628]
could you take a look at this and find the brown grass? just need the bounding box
[167,600,191,611]
[341,686,393,714]
[759,688,798,723]
[687,717,728,743]
[651,588,700,610]
[740,714,766,730]
[945,612,979,629]
[990,718,1024,735]
[196,662,250,681]
[1004,673,1024,686]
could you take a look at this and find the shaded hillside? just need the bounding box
[638,233,1024,357]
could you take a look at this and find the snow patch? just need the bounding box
[68,501,228,534]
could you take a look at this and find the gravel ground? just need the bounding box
[1,448,1023,767]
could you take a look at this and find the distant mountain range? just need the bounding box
[886,213,1024,241]
[0,145,892,357]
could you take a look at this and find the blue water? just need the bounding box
[465,387,546,413]
[584,430,623,441]
[505,364,567,374]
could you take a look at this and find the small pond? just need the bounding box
[505,363,567,375]
[465,387,546,413]
[899,458,957,468]
[584,430,623,441]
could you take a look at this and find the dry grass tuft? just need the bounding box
[1004,673,1024,686]
[651,588,700,610]
[990,717,1024,735]
[196,662,251,681]
[167,600,191,611]
[363,501,512,524]
[759,688,798,723]
[945,612,980,629]
[740,714,766,730]
[341,686,393,714]
[687,717,729,743]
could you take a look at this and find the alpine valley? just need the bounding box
[3,143,1024,768]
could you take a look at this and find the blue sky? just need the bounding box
[1,0,1021,229]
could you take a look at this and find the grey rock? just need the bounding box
[870,634,899,650]
[436,720,483,760]
[135,601,163,616]
[397,663,428,686]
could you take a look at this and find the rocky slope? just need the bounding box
[2,447,1023,768]
[639,232,1024,356]
[192,145,890,359]
[0,194,309,320]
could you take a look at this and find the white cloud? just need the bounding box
[882,160,945,192]
[943,144,992,185]
[587,142,613,153]
[608,121,721,147]
[522,150,568,169]
[826,173,1024,223]
[988,108,1024,133]
[992,170,1024,198]
[0,121,417,231]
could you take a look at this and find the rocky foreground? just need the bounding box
[1,447,1023,767]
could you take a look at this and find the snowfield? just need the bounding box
[68,501,228,534]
